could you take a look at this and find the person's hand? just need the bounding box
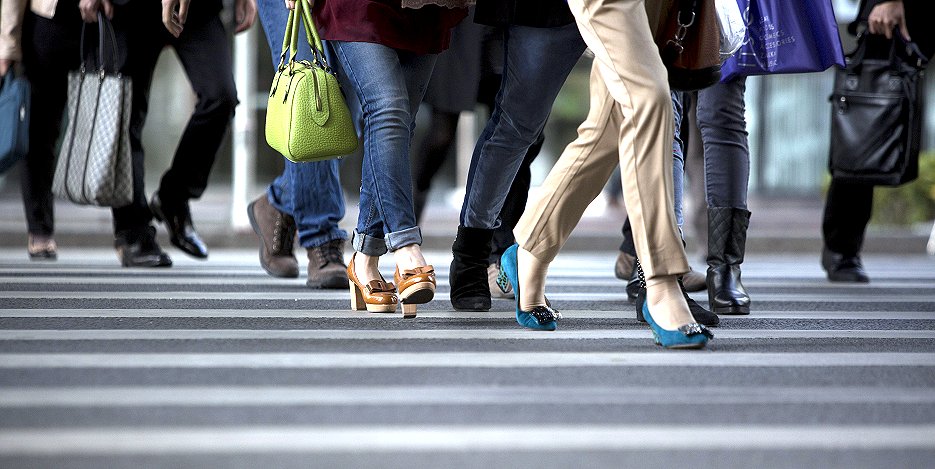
[162,0,189,38]
[868,0,910,41]
[234,0,257,34]
[79,0,114,23]
[284,0,312,11]
[0,59,13,76]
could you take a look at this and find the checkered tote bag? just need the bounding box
[53,15,132,207]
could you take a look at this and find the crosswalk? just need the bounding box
[1,249,934,468]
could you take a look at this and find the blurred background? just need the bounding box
[1,0,933,251]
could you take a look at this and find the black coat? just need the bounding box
[473,0,575,28]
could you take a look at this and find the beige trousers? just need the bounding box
[514,0,689,279]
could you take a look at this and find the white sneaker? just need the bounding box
[488,262,514,299]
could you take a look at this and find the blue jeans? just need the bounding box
[329,40,437,256]
[460,23,587,230]
[695,78,749,209]
[257,0,348,248]
[671,91,685,226]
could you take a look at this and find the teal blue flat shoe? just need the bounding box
[642,301,712,349]
[500,244,559,331]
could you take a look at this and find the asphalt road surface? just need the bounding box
[1,248,933,469]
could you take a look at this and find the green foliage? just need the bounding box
[870,152,935,226]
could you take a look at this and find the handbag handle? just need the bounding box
[277,0,330,71]
[78,13,120,76]
[847,20,929,68]
[848,29,929,77]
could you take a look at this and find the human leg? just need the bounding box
[696,78,752,314]
[148,13,238,259]
[19,8,82,259]
[111,2,172,267]
[511,60,622,327]
[451,23,585,311]
[821,179,872,282]
[460,23,586,231]
[549,0,706,345]
[411,108,460,223]
[254,0,350,286]
[330,40,437,315]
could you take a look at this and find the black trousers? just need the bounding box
[822,179,874,257]
[19,5,84,237]
[111,1,237,233]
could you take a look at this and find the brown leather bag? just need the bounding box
[656,0,722,91]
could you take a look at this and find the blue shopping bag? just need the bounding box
[721,0,845,82]
[0,69,30,173]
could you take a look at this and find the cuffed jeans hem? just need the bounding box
[352,230,388,257]
[385,226,422,252]
[301,230,349,250]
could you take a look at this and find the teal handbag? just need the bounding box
[0,69,30,173]
[265,0,358,163]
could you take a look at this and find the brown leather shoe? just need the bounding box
[347,253,398,313]
[614,251,635,280]
[394,265,436,318]
[680,268,707,292]
[247,195,298,278]
[307,239,348,289]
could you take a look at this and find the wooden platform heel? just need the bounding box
[347,254,398,313]
[394,265,436,319]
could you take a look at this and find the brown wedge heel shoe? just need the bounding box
[394,265,436,318]
[347,254,398,313]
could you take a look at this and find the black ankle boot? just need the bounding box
[450,226,494,311]
[706,207,751,315]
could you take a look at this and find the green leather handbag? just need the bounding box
[265,0,358,163]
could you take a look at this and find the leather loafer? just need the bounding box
[115,226,172,268]
[150,192,208,259]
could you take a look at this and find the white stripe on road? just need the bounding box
[0,425,933,454]
[4,291,935,303]
[5,275,934,290]
[1,352,933,368]
[1,329,933,341]
[3,309,934,319]
[2,386,934,407]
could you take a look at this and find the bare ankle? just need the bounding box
[354,252,382,282]
[645,274,694,329]
[393,244,426,271]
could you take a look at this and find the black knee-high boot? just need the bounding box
[706,207,751,315]
[450,226,494,311]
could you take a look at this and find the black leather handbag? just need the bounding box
[829,32,928,187]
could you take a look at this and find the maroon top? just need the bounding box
[313,0,467,55]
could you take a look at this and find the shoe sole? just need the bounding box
[308,275,349,289]
[169,237,208,259]
[451,296,492,312]
[827,274,870,283]
[712,305,750,315]
[400,282,436,305]
[247,201,299,279]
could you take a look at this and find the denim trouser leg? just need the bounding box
[329,40,437,256]
[256,0,348,248]
[670,90,685,226]
[460,23,586,230]
[696,78,749,209]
